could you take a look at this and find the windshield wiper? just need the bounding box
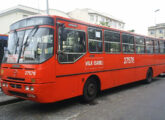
[14,30,19,54]
[24,25,39,47]
[17,25,39,63]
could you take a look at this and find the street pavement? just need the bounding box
[0,88,22,106]
[0,77,165,120]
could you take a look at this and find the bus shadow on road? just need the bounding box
[22,76,164,113]
[98,76,162,99]
[23,97,82,113]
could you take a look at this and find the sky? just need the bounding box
[0,0,165,35]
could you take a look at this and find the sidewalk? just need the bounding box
[0,89,22,106]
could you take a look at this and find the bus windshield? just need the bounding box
[3,27,54,64]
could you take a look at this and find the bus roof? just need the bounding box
[9,15,165,41]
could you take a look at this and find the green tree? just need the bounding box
[128,29,135,32]
[100,21,110,27]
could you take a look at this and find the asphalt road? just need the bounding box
[1,77,165,120]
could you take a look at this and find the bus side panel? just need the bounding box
[52,72,116,102]
[115,54,136,86]
[134,67,148,81]
[53,76,80,101]
[135,55,149,81]
[97,71,117,90]
[155,55,165,76]
[116,69,135,86]
[103,54,122,89]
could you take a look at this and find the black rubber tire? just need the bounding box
[82,78,98,102]
[145,69,153,84]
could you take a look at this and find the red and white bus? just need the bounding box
[1,15,165,103]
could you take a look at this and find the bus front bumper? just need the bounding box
[0,80,56,103]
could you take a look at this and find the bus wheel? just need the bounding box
[83,78,98,102]
[145,69,153,84]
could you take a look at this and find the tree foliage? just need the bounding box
[100,21,110,27]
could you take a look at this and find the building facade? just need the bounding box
[68,8,125,30]
[0,6,125,34]
[0,5,40,34]
[0,5,69,34]
[148,23,165,39]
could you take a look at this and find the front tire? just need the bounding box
[83,78,98,102]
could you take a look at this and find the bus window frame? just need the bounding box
[88,27,103,54]
[145,38,154,54]
[154,39,160,54]
[57,27,87,64]
[122,33,135,54]
[135,36,146,54]
[104,30,121,54]
[159,40,165,54]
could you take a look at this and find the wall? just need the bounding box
[0,12,34,34]
[68,9,90,23]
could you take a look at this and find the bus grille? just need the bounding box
[8,91,27,98]
[10,84,22,89]
[7,77,25,81]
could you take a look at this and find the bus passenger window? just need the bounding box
[58,28,86,63]
[104,31,121,53]
[135,36,145,54]
[146,38,154,54]
[88,28,102,53]
[122,34,134,53]
[154,40,160,54]
[159,40,165,54]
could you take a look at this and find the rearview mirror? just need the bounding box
[61,29,67,41]
[57,22,67,41]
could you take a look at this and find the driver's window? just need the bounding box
[58,28,86,63]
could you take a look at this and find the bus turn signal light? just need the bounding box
[31,78,36,83]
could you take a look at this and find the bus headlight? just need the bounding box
[2,83,5,87]
[30,86,34,91]
[25,86,29,91]
[5,83,8,87]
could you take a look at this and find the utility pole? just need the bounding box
[154,9,160,38]
[46,0,49,15]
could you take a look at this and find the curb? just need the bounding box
[0,98,23,106]
[0,87,24,106]
[0,83,24,106]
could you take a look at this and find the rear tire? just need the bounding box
[145,69,153,84]
[82,78,98,102]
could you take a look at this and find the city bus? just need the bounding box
[1,15,165,103]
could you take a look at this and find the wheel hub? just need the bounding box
[87,83,96,96]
